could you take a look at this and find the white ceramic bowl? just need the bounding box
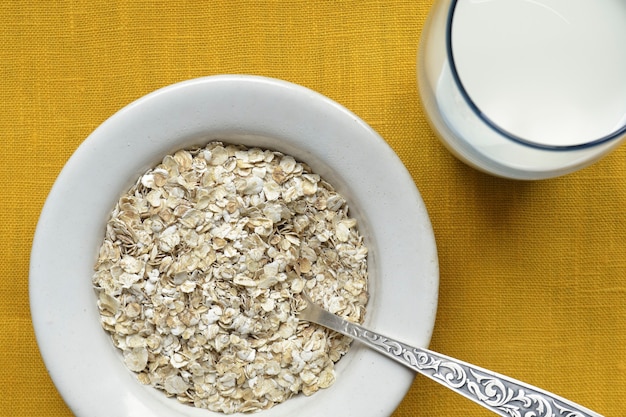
[30,75,439,417]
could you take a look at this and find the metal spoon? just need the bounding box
[298,292,603,417]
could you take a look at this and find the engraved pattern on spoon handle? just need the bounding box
[307,305,603,417]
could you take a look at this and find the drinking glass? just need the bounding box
[417,0,626,180]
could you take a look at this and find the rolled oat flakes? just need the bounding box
[92,142,368,413]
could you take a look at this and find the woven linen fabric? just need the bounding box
[2,1,625,416]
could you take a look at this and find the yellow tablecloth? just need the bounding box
[2,1,625,416]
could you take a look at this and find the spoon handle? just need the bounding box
[300,297,603,417]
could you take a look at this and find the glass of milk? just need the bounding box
[418,0,626,180]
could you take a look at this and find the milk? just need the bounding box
[418,0,626,179]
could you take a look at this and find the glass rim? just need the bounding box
[445,0,626,151]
